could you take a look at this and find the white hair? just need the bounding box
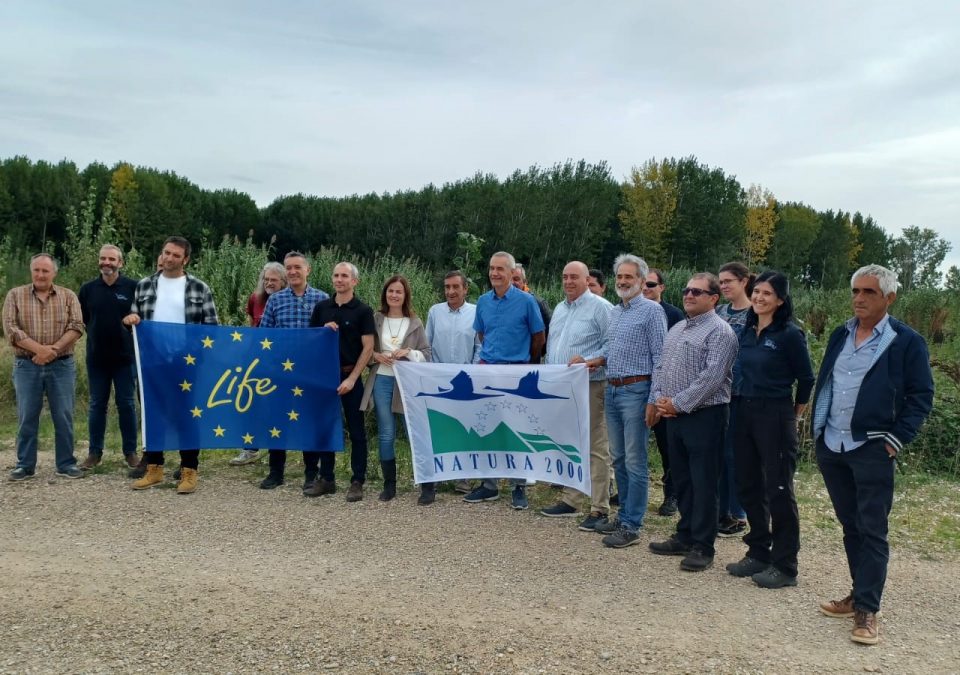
[851,264,899,295]
[334,261,360,280]
[490,251,517,270]
[613,253,648,279]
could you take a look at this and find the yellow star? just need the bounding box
[213,425,226,437]
[190,407,202,418]
[291,386,303,397]
[184,354,196,365]
[202,336,214,348]
[287,410,299,421]
[179,380,192,392]
[231,331,243,342]
[281,359,294,371]
[241,433,254,445]
[269,427,281,438]
[260,338,273,350]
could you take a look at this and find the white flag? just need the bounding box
[394,362,591,493]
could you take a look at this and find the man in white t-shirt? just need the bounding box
[122,236,218,494]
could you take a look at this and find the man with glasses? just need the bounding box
[593,254,667,546]
[641,268,685,516]
[647,273,738,571]
[257,252,329,490]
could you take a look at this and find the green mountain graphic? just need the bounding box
[427,408,580,463]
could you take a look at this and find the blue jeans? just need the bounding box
[605,380,652,531]
[373,374,400,461]
[87,361,138,456]
[719,398,746,520]
[13,356,77,472]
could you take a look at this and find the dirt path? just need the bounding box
[1,452,958,674]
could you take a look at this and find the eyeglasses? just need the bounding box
[681,287,716,297]
[644,281,660,288]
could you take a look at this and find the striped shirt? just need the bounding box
[651,310,739,413]
[260,285,329,329]
[2,284,85,358]
[546,291,613,381]
[603,295,667,379]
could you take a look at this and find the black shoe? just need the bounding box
[649,537,692,556]
[302,471,318,491]
[594,516,621,535]
[602,525,641,548]
[378,481,396,502]
[752,566,798,589]
[55,465,85,479]
[418,486,436,506]
[578,512,608,532]
[726,556,769,578]
[127,455,148,479]
[680,549,713,572]
[540,501,578,517]
[259,472,284,489]
[9,467,35,481]
[658,495,678,517]
[609,493,620,507]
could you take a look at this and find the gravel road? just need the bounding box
[2,451,958,674]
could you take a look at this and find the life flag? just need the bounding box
[394,363,591,493]
[134,322,344,452]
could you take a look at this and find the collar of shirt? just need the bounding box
[446,303,468,313]
[844,313,890,338]
[491,285,520,302]
[684,310,716,329]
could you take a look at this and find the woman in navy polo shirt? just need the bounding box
[725,271,814,589]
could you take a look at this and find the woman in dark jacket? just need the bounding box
[725,271,815,589]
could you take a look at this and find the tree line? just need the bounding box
[0,155,951,290]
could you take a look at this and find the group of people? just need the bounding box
[2,236,934,646]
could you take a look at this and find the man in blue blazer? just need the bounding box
[811,264,934,645]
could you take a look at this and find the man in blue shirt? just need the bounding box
[812,265,933,646]
[258,252,329,491]
[539,261,614,530]
[465,251,545,509]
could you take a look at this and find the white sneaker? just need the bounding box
[229,450,262,465]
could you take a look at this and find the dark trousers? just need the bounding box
[86,361,138,456]
[816,437,895,613]
[734,397,800,577]
[318,372,368,483]
[666,404,727,557]
[652,418,674,499]
[144,450,199,470]
[268,449,321,475]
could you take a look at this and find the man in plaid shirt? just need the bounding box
[647,272,739,572]
[123,236,218,494]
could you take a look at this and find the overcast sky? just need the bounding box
[2,1,958,268]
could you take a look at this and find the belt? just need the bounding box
[609,374,650,387]
[17,354,73,362]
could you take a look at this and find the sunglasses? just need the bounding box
[644,281,661,288]
[681,287,716,297]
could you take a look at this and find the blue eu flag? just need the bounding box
[134,322,344,452]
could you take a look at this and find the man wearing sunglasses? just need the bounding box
[641,269,685,517]
[647,273,738,572]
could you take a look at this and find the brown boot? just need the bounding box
[80,454,102,470]
[851,610,880,645]
[125,453,140,469]
[177,467,198,494]
[346,481,363,502]
[131,464,163,490]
